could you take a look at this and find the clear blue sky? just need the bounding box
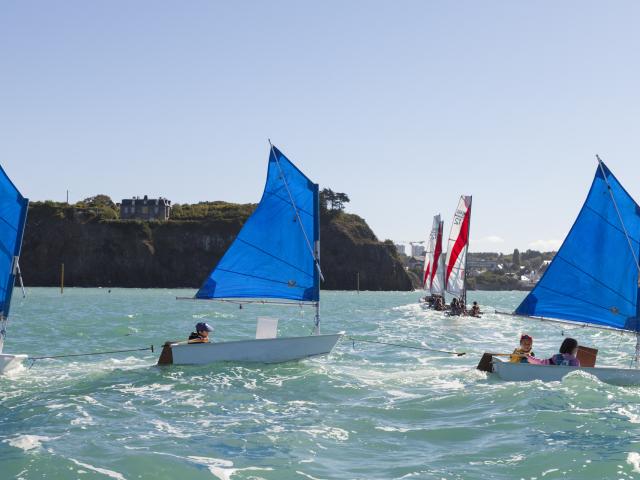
[1,1,640,253]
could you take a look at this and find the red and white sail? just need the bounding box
[422,215,445,295]
[445,196,472,297]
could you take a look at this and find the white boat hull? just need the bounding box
[0,353,27,374]
[159,332,344,366]
[492,357,640,386]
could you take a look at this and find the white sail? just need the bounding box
[431,238,445,296]
[422,215,439,290]
[445,196,472,297]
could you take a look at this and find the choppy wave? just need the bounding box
[2,289,640,479]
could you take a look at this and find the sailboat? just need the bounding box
[158,143,344,366]
[421,214,445,307]
[444,195,472,313]
[490,157,640,386]
[0,165,29,374]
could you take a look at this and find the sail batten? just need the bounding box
[515,161,640,332]
[195,145,320,302]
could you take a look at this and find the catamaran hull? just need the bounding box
[492,358,640,386]
[0,354,27,374]
[159,332,344,366]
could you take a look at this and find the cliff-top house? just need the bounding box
[120,196,171,221]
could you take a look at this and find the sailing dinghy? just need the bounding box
[445,195,472,314]
[0,165,29,374]
[159,143,343,366]
[421,214,445,307]
[489,157,640,386]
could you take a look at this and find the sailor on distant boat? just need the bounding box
[434,297,445,311]
[450,298,464,315]
[188,322,214,343]
[470,301,481,317]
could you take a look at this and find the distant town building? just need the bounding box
[395,244,406,256]
[467,259,499,271]
[407,256,424,271]
[411,244,426,257]
[120,196,171,221]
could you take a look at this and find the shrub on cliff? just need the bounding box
[171,201,256,222]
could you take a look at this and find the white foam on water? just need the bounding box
[375,425,410,433]
[150,419,191,438]
[4,434,53,451]
[115,382,173,397]
[296,471,323,480]
[300,426,349,441]
[1,362,27,378]
[618,407,640,424]
[69,458,127,480]
[70,405,95,426]
[153,451,272,480]
[386,389,424,402]
[627,452,640,473]
[188,456,236,480]
[46,402,76,410]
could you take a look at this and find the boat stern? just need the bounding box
[157,341,176,365]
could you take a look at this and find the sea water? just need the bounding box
[1,288,640,480]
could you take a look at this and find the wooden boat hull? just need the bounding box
[0,353,27,374]
[492,357,640,386]
[158,332,344,366]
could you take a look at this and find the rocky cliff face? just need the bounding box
[20,203,413,291]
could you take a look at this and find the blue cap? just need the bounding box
[195,322,213,333]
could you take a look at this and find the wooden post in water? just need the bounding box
[356,272,360,294]
[60,263,64,294]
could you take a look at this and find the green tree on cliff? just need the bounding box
[512,248,520,269]
[80,194,116,209]
[320,188,350,212]
[76,194,118,219]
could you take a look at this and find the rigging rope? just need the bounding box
[27,345,154,368]
[347,336,465,356]
[597,155,640,273]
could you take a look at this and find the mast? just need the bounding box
[269,141,323,335]
[463,196,472,308]
[0,197,29,354]
[313,182,321,335]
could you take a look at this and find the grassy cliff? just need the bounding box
[20,201,413,291]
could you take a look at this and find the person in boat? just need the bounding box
[470,301,481,317]
[434,296,445,311]
[527,337,580,367]
[510,334,535,363]
[450,298,460,315]
[188,322,214,343]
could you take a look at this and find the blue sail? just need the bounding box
[196,145,320,302]
[516,161,640,331]
[0,165,28,319]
